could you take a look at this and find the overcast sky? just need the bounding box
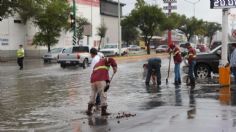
[119,0,236,24]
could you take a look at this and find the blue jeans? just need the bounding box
[174,63,181,82]
[231,67,236,83]
[145,58,161,85]
[188,61,196,80]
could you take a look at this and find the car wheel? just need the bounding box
[44,59,48,63]
[195,64,211,79]
[83,59,89,69]
[60,63,66,69]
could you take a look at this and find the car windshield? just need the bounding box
[50,48,62,53]
[103,45,117,49]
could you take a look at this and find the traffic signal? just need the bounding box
[70,12,75,28]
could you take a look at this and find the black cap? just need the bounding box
[185,42,191,47]
[90,48,97,55]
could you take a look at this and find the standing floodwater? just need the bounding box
[0,58,236,132]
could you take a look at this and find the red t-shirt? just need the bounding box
[188,47,196,63]
[173,47,182,64]
[91,58,117,83]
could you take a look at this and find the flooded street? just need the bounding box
[0,58,236,132]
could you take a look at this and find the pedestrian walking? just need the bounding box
[16,45,24,70]
[230,43,236,83]
[185,43,196,86]
[145,58,161,86]
[86,57,117,116]
[169,44,182,85]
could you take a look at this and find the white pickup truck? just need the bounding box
[57,46,92,68]
[99,43,128,56]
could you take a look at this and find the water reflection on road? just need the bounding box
[0,59,236,131]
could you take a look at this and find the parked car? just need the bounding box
[155,45,168,53]
[210,41,221,50]
[100,43,128,56]
[57,46,91,68]
[183,43,233,79]
[128,45,141,51]
[42,47,65,63]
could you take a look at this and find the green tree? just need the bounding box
[0,0,18,18]
[178,16,204,42]
[204,22,221,44]
[135,0,146,9]
[121,16,139,45]
[129,5,166,54]
[97,23,107,51]
[162,13,181,31]
[32,0,70,52]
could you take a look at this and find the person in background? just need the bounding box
[145,58,161,86]
[89,48,104,110]
[16,45,24,70]
[169,44,182,85]
[230,43,236,83]
[185,42,196,86]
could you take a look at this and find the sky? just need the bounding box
[119,0,236,24]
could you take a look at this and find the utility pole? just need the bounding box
[118,0,121,56]
[72,0,77,45]
[210,0,231,86]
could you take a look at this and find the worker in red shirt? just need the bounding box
[86,57,117,116]
[186,42,196,86]
[169,44,182,85]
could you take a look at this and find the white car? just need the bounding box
[155,45,168,53]
[128,45,141,51]
[57,46,92,68]
[42,47,65,63]
[100,43,128,56]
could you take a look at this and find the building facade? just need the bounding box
[0,0,123,60]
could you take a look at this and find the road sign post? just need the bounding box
[210,0,231,86]
[163,0,177,47]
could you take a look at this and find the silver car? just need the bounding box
[42,48,65,63]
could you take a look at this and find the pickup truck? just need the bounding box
[57,46,92,68]
[99,43,128,56]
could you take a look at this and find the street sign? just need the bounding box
[163,5,177,10]
[163,0,177,3]
[210,0,236,9]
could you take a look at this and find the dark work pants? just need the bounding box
[188,61,196,81]
[145,58,161,85]
[17,57,24,69]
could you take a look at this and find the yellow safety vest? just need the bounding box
[94,66,110,71]
[17,48,24,58]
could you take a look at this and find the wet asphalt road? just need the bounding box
[0,58,236,132]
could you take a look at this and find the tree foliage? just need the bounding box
[97,23,107,51]
[32,0,70,52]
[129,5,166,54]
[0,0,18,18]
[134,0,146,9]
[121,16,139,46]
[203,22,221,44]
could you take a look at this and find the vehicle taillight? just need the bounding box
[77,54,80,59]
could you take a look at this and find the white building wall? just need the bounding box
[101,15,118,44]
[0,0,120,59]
